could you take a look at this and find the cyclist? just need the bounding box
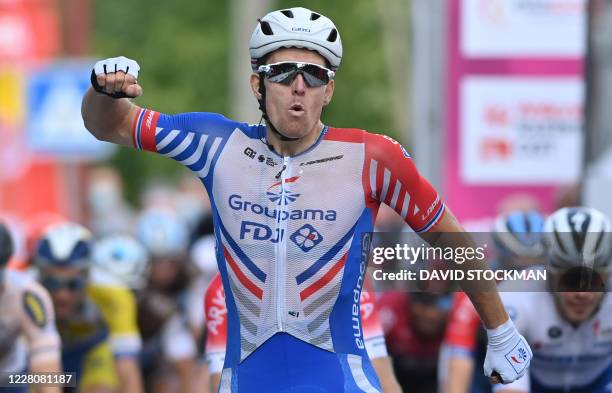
[34,222,141,393]
[135,209,199,393]
[204,272,402,392]
[440,211,546,393]
[0,222,62,393]
[82,7,530,391]
[495,207,612,393]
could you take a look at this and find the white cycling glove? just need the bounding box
[483,318,532,384]
[91,56,140,98]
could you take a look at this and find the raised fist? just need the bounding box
[91,56,142,99]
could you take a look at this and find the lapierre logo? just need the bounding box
[422,195,440,222]
[145,110,154,129]
[299,155,344,167]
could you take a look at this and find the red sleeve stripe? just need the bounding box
[140,110,160,152]
[131,108,145,149]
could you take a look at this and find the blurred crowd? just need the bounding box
[0,166,611,393]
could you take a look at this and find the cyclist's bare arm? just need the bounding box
[427,208,508,329]
[442,356,474,393]
[81,57,143,147]
[20,281,62,393]
[371,357,403,393]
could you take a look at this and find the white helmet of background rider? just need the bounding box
[543,207,612,273]
[136,209,189,259]
[249,7,343,71]
[92,235,149,290]
[35,222,93,269]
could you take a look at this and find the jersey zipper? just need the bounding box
[275,156,291,331]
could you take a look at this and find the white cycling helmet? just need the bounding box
[35,222,93,269]
[92,235,149,289]
[543,207,612,272]
[136,209,189,258]
[249,7,343,71]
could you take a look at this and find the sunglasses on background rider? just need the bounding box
[41,276,87,292]
[554,266,608,292]
[257,61,335,87]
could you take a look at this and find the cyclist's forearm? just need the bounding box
[115,358,144,393]
[426,209,508,329]
[30,357,62,393]
[81,87,139,146]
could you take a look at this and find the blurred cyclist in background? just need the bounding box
[378,278,453,393]
[82,6,531,391]
[34,222,142,393]
[495,207,612,393]
[439,211,546,393]
[0,222,62,393]
[135,209,199,393]
[204,272,403,392]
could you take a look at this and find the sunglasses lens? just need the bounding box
[301,64,329,87]
[264,63,331,87]
[266,63,298,84]
[66,279,85,291]
[42,276,85,292]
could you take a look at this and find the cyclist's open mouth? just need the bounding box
[289,103,304,115]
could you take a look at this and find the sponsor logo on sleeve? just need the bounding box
[22,291,47,328]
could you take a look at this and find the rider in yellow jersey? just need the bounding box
[34,222,143,393]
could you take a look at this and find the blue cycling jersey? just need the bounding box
[132,109,445,392]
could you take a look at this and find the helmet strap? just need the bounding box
[258,74,300,142]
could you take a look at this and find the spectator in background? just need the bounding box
[86,166,135,237]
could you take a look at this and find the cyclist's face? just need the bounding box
[41,266,87,321]
[252,48,334,139]
[555,291,604,325]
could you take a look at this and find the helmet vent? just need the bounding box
[326,28,338,42]
[280,10,294,18]
[259,20,274,35]
[310,13,321,21]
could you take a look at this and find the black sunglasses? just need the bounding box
[257,61,335,87]
[41,276,86,292]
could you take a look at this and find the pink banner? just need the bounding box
[444,0,585,227]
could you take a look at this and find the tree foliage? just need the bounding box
[92,0,409,203]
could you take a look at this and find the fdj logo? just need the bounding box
[290,224,323,252]
[240,221,284,243]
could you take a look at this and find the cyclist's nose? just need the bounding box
[292,73,307,95]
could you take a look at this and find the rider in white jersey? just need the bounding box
[0,222,62,393]
[82,7,531,392]
[496,207,612,393]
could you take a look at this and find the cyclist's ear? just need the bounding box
[250,73,263,100]
[323,79,334,106]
